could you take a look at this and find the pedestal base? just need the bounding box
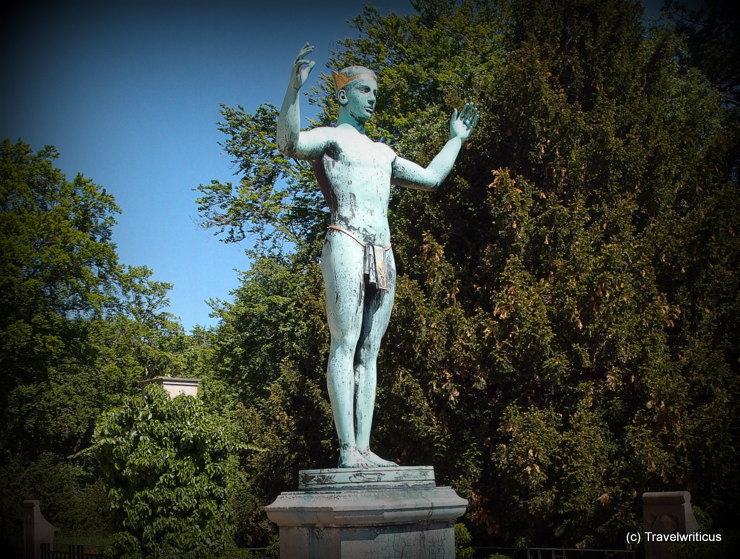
[265,466,467,559]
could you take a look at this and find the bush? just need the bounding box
[86,384,239,559]
[455,522,475,559]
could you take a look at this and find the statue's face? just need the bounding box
[339,76,378,123]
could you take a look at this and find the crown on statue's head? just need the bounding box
[331,70,377,92]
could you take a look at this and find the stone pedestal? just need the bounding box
[265,466,467,559]
[138,377,200,398]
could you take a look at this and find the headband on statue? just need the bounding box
[331,70,377,92]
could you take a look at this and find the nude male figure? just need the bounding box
[277,43,478,468]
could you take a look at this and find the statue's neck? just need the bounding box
[336,112,366,134]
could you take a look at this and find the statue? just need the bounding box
[277,43,478,468]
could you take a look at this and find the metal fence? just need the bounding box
[474,547,638,559]
[38,542,637,559]
[40,544,104,559]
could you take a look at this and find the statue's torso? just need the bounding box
[312,125,395,246]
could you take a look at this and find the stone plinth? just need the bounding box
[265,466,467,559]
[138,377,200,398]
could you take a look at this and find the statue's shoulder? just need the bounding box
[305,125,337,137]
[374,140,395,154]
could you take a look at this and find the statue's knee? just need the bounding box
[357,339,381,359]
[331,336,359,357]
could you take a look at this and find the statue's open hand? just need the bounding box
[450,102,479,141]
[291,42,316,90]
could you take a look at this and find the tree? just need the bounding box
[195,104,327,256]
[86,384,238,559]
[0,139,188,552]
[0,139,186,458]
[1,140,120,410]
[204,253,334,546]
[196,0,739,549]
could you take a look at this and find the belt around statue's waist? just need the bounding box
[327,225,391,250]
[327,225,392,291]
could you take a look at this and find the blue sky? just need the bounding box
[2,0,671,332]
[1,0,414,331]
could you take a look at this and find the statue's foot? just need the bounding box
[338,447,376,468]
[358,448,396,467]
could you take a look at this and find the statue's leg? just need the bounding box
[321,234,372,468]
[354,250,396,467]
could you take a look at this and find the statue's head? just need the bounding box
[332,66,378,124]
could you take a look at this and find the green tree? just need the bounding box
[196,0,739,549]
[0,139,189,552]
[86,384,238,559]
[1,139,186,458]
[204,253,334,546]
[195,104,327,256]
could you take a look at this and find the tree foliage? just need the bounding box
[0,140,190,552]
[86,384,238,559]
[196,0,739,549]
[205,252,334,545]
[1,139,187,459]
[195,104,328,256]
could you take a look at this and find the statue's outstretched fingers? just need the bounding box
[295,42,314,63]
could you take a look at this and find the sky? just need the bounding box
[1,0,414,331]
[2,0,672,332]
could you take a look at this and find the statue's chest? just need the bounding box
[327,134,393,174]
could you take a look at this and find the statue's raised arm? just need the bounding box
[277,43,329,159]
[391,102,479,191]
[289,42,316,91]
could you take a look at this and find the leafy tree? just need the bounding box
[204,252,334,546]
[1,139,186,458]
[195,104,327,256]
[0,140,189,552]
[86,384,239,559]
[196,0,739,549]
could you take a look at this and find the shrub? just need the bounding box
[87,384,238,559]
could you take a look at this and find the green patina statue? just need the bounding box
[277,43,478,468]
